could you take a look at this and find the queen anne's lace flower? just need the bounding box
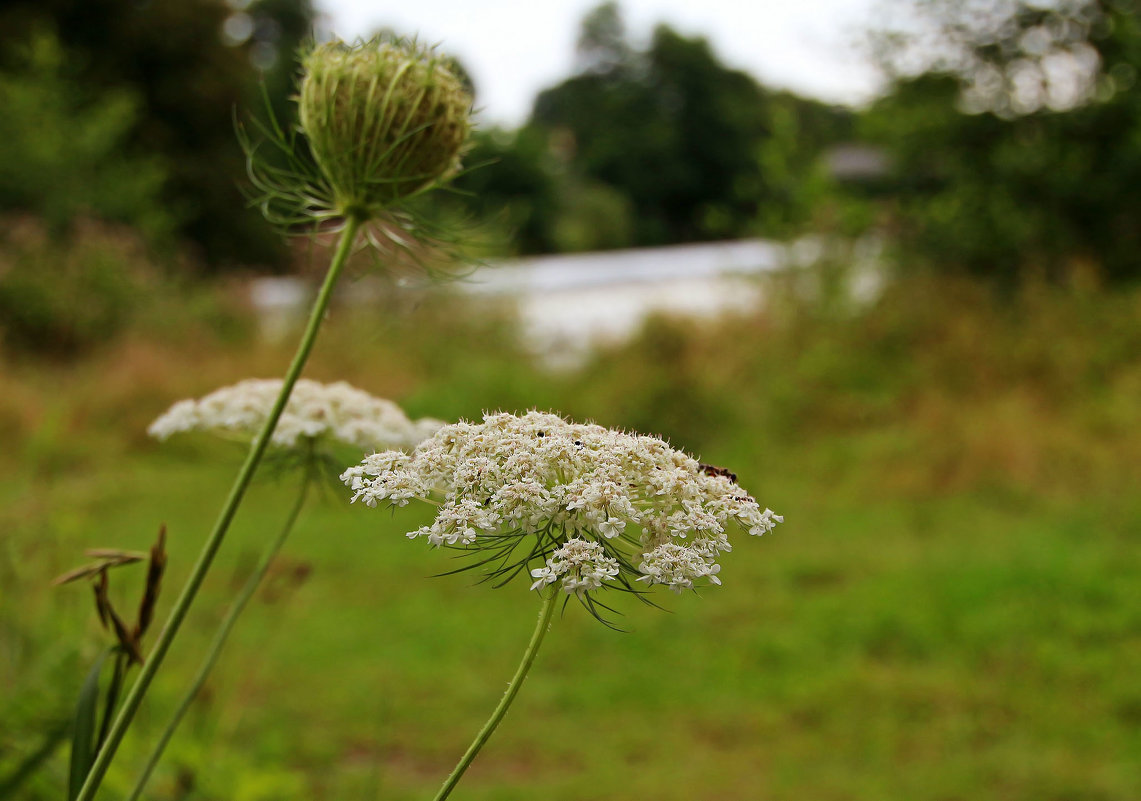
[530,539,620,596]
[149,379,443,451]
[342,411,782,595]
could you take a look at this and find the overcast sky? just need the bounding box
[315,0,886,126]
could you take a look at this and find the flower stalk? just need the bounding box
[74,215,362,801]
[126,469,313,801]
[431,591,559,801]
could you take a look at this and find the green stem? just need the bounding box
[95,650,127,754]
[126,472,312,801]
[431,592,558,801]
[75,216,361,801]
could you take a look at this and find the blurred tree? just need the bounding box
[861,0,1141,283]
[453,126,563,254]
[452,2,853,255]
[758,91,855,236]
[0,0,315,267]
[518,3,855,250]
[0,33,171,241]
[550,179,635,252]
[871,0,1108,116]
[531,19,772,245]
[246,0,317,130]
[574,1,632,74]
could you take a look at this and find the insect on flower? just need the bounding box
[699,463,738,483]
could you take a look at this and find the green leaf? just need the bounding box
[0,720,69,798]
[68,648,111,801]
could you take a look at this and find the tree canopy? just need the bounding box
[0,0,314,267]
[455,3,851,254]
[860,0,1141,282]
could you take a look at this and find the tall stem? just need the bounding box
[431,592,558,801]
[126,472,312,801]
[76,216,362,801]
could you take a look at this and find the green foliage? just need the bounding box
[456,3,853,255]
[0,216,252,358]
[531,22,771,245]
[0,218,154,357]
[451,127,563,254]
[2,275,1140,799]
[0,0,316,267]
[67,649,110,800]
[578,274,1141,470]
[247,0,319,130]
[858,0,1141,283]
[550,179,634,252]
[0,33,172,241]
[756,93,852,237]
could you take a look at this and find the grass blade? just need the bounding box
[68,648,111,801]
[0,720,69,798]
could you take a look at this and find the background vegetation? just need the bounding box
[2,0,1140,799]
[3,275,1140,800]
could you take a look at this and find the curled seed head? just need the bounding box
[298,38,473,219]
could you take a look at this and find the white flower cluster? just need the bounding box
[529,539,620,595]
[342,411,782,595]
[148,379,443,451]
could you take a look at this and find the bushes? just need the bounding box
[0,217,155,356]
[571,273,1141,496]
[0,32,173,241]
[0,216,252,358]
[3,239,1138,499]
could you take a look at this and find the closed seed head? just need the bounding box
[297,37,473,219]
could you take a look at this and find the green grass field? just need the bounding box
[2,276,1139,800]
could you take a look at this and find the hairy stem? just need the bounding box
[126,472,312,801]
[431,592,558,801]
[75,216,361,801]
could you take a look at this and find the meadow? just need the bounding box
[2,272,1140,801]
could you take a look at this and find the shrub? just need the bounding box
[0,217,156,357]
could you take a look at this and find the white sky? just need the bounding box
[316,0,886,126]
